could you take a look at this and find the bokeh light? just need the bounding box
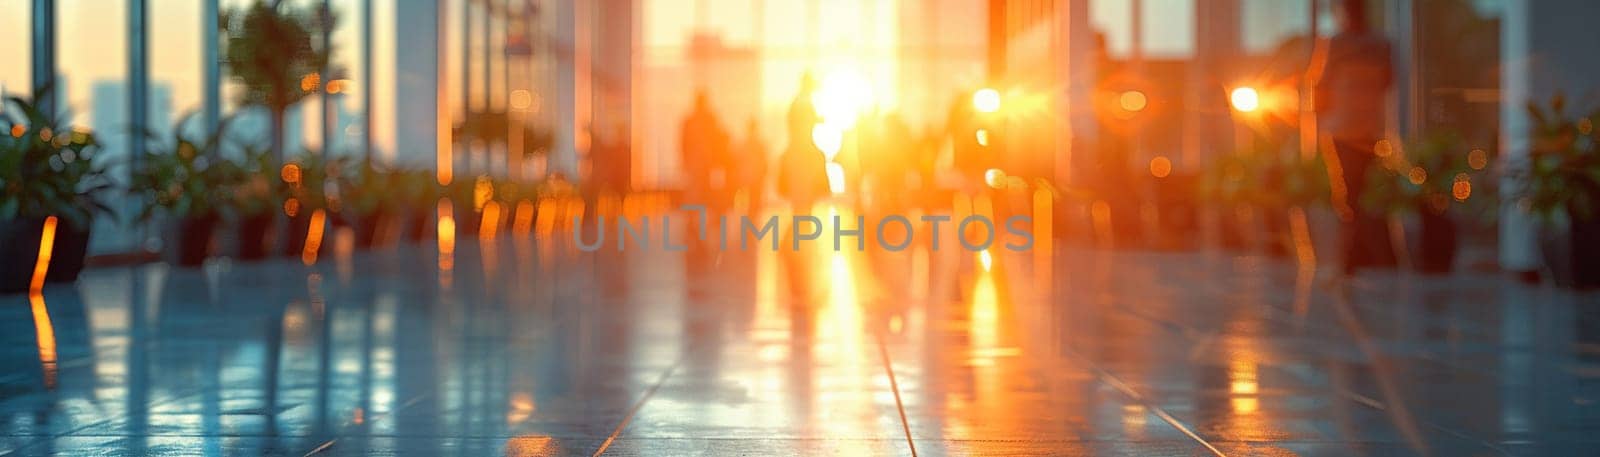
[973,88,1001,113]
[1229,87,1259,113]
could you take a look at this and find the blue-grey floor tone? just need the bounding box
[2,236,1598,456]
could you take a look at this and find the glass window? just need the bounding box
[0,0,28,98]
[328,0,366,157]
[1241,0,1311,54]
[59,0,135,254]
[372,0,396,164]
[152,0,204,138]
[1090,0,1133,58]
[1142,0,1195,58]
[221,0,273,151]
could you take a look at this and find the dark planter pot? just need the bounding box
[1575,215,1600,288]
[282,213,313,257]
[1413,211,1458,274]
[1539,212,1600,289]
[167,215,220,267]
[353,210,388,249]
[404,209,431,243]
[0,217,91,293]
[455,209,482,239]
[46,220,90,283]
[237,214,275,261]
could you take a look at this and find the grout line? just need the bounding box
[592,361,681,457]
[1060,350,1227,457]
[875,332,919,457]
[301,439,337,457]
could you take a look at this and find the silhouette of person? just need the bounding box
[947,90,986,187]
[775,74,830,302]
[593,124,631,196]
[777,74,828,214]
[736,117,769,212]
[1311,0,1395,275]
[681,90,730,211]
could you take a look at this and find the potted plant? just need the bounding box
[1254,154,1329,258]
[1199,151,1267,250]
[279,151,344,257]
[229,145,283,260]
[221,0,333,162]
[446,176,486,239]
[1521,94,1600,287]
[340,159,393,249]
[1361,133,1492,273]
[0,92,111,292]
[395,169,437,243]
[129,114,241,266]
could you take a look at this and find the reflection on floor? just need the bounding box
[2,232,1599,456]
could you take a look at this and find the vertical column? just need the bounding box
[551,0,585,178]
[361,0,373,161]
[1064,0,1094,185]
[987,0,1007,80]
[394,0,441,172]
[204,0,221,133]
[460,0,472,174]
[30,0,55,117]
[130,0,148,165]
[1497,0,1600,274]
[129,0,150,250]
[1385,0,1417,140]
[1499,0,1534,273]
[321,0,334,154]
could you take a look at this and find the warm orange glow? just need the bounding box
[29,292,57,389]
[325,79,351,94]
[300,72,321,92]
[975,128,990,147]
[510,90,534,110]
[535,197,557,237]
[506,436,554,455]
[473,177,494,211]
[284,198,301,217]
[984,168,1006,189]
[1289,206,1316,267]
[438,199,456,271]
[978,250,993,272]
[1148,156,1172,178]
[506,392,537,425]
[281,163,302,184]
[973,88,1001,113]
[1468,149,1489,170]
[1229,360,1260,413]
[1229,87,1260,113]
[513,200,535,235]
[1453,174,1472,201]
[825,163,847,195]
[1090,200,1114,247]
[38,127,52,143]
[1119,90,1148,112]
[9,124,22,138]
[1408,167,1427,185]
[302,209,327,265]
[813,69,874,128]
[30,216,58,293]
[1374,140,1394,158]
[561,197,586,232]
[1032,188,1054,296]
[479,201,502,240]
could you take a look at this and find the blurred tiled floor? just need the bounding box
[3,230,1600,456]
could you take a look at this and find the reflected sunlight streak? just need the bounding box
[28,292,57,389]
